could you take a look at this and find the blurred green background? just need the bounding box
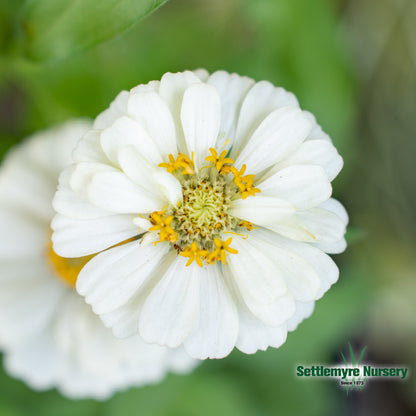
[0,0,415,414]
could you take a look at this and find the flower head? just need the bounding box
[52,70,348,359]
[0,121,196,399]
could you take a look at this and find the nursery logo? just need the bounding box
[296,343,409,395]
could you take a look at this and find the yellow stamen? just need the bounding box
[239,220,255,231]
[149,211,178,243]
[206,237,238,264]
[224,231,248,239]
[231,164,261,199]
[180,242,208,267]
[205,148,235,173]
[159,153,194,175]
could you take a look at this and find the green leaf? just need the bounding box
[19,0,169,62]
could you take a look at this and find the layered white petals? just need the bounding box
[93,90,129,130]
[140,257,200,348]
[184,265,238,359]
[72,130,108,164]
[230,195,295,227]
[252,228,339,299]
[51,213,139,258]
[159,71,202,153]
[226,236,293,325]
[258,165,332,209]
[232,80,299,155]
[117,145,182,206]
[286,301,315,331]
[206,70,255,148]
[48,71,347,359]
[251,203,346,244]
[181,83,221,169]
[268,139,343,181]
[101,116,162,166]
[235,106,313,174]
[87,171,163,214]
[311,198,348,254]
[70,161,117,196]
[127,91,178,158]
[236,310,287,354]
[77,240,170,314]
[224,275,288,354]
[53,167,112,220]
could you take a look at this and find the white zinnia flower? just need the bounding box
[0,121,196,400]
[52,70,348,360]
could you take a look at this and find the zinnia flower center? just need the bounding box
[147,148,260,267]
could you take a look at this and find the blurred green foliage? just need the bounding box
[19,0,169,62]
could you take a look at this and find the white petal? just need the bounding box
[0,274,64,348]
[313,238,347,254]
[233,81,299,155]
[252,228,339,299]
[193,68,209,81]
[0,211,46,258]
[268,139,343,181]
[20,119,91,174]
[259,205,346,243]
[311,198,348,254]
[72,130,108,163]
[53,166,112,220]
[4,331,62,390]
[235,106,313,174]
[206,70,255,148]
[130,80,160,94]
[236,313,287,354]
[132,217,152,231]
[87,171,163,214]
[139,257,200,348]
[100,116,162,166]
[152,170,183,206]
[286,301,315,331]
[69,162,117,196]
[51,213,139,257]
[258,165,332,209]
[226,237,289,325]
[319,198,349,225]
[304,111,331,142]
[117,146,159,191]
[127,91,177,158]
[250,231,321,302]
[158,71,202,153]
[292,208,346,243]
[0,159,53,222]
[230,195,295,227]
[184,265,238,359]
[77,240,170,314]
[224,273,288,354]
[117,146,182,206]
[93,90,129,130]
[181,83,221,170]
[101,304,141,339]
